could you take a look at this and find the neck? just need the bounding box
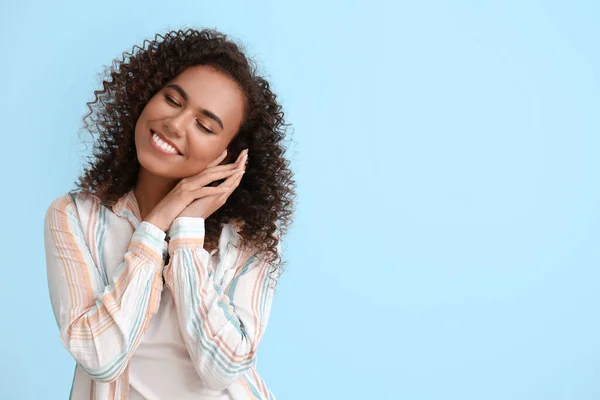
[134,167,178,221]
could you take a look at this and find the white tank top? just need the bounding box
[128,287,232,400]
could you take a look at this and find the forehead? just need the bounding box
[169,65,246,129]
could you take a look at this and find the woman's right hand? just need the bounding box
[144,149,245,232]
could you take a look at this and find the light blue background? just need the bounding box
[1,0,598,399]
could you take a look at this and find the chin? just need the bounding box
[136,150,179,179]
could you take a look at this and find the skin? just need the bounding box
[132,64,249,232]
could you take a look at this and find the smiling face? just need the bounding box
[134,64,246,180]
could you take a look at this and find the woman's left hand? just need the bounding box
[177,149,248,220]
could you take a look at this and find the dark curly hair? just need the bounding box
[74,28,296,284]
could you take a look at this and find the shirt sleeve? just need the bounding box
[163,217,278,391]
[43,194,166,382]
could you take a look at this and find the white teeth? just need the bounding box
[152,132,179,154]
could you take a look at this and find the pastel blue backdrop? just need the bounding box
[1,0,599,399]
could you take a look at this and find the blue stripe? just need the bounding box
[259,272,268,321]
[227,255,256,324]
[216,244,231,284]
[123,209,140,229]
[81,262,155,380]
[97,206,109,286]
[181,250,251,376]
[66,208,104,290]
[169,225,204,237]
[178,249,256,376]
[227,256,255,300]
[244,375,263,398]
[214,282,243,334]
[133,228,164,251]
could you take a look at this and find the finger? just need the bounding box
[217,192,229,203]
[192,168,243,188]
[237,150,249,166]
[190,185,231,199]
[206,149,228,169]
[199,162,239,175]
[218,172,244,204]
[230,149,247,169]
[232,168,245,187]
[218,170,244,188]
[218,174,241,202]
[231,157,247,187]
[198,150,246,179]
[236,152,249,169]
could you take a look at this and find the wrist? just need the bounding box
[167,217,206,255]
[144,214,169,233]
[169,216,205,235]
[177,209,206,219]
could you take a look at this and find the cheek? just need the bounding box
[134,101,155,136]
[181,139,221,173]
[133,118,147,150]
[187,137,226,161]
[139,95,167,120]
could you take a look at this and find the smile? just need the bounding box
[150,131,182,155]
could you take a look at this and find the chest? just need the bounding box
[78,205,239,296]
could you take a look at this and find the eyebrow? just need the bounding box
[166,84,224,130]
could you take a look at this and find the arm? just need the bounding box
[43,195,166,382]
[163,217,277,391]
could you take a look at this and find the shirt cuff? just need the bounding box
[167,217,206,254]
[130,221,167,264]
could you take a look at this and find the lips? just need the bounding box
[151,130,183,155]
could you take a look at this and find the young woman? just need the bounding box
[43,28,295,400]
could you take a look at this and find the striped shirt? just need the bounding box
[43,189,278,399]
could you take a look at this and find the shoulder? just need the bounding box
[45,191,102,224]
[228,218,245,234]
[228,220,282,263]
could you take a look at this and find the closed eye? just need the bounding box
[164,95,180,107]
[164,95,214,134]
[196,121,214,134]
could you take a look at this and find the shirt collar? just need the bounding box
[111,189,141,229]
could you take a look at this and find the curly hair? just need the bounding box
[74,28,296,284]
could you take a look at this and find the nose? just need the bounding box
[163,110,194,139]
[163,119,183,139]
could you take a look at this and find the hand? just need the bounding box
[177,149,248,220]
[143,149,246,232]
